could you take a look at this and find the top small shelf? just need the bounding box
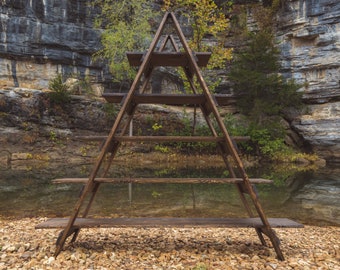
[126,52,211,67]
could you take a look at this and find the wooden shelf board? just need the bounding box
[101,93,235,106]
[75,135,250,143]
[126,52,211,67]
[52,177,273,184]
[36,217,303,229]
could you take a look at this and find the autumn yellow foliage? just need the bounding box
[163,0,232,69]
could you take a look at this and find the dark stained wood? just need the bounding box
[36,217,303,229]
[126,52,211,67]
[75,135,250,143]
[52,177,273,184]
[101,93,235,106]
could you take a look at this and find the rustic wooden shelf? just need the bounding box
[36,217,303,229]
[52,177,273,185]
[38,13,301,261]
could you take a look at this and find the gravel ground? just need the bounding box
[0,217,339,270]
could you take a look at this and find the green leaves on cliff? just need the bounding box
[162,0,233,93]
[162,0,233,69]
[92,0,155,83]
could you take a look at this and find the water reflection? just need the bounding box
[285,166,340,226]
[0,162,339,226]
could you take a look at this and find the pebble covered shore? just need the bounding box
[0,217,339,269]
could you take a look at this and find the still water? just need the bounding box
[0,160,339,226]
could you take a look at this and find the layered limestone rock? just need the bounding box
[276,0,339,102]
[0,0,109,90]
[275,0,340,162]
[0,88,110,133]
[293,102,340,162]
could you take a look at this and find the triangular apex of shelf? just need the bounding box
[126,51,211,67]
[36,217,304,229]
[102,93,235,106]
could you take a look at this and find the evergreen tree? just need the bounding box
[229,30,302,123]
[228,3,303,158]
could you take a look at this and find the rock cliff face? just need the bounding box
[0,0,339,162]
[0,0,110,90]
[274,0,340,162]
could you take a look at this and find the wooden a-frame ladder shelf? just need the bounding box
[36,12,303,261]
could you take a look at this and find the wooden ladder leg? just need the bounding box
[261,227,284,260]
[54,183,94,256]
[70,182,101,243]
[241,178,285,260]
[197,97,281,257]
[223,154,267,245]
[56,13,165,256]
[214,138,266,247]
[233,165,284,259]
[54,160,112,255]
[191,91,268,247]
[235,183,267,246]
[272,231,285,261]
[55,148,115,250]
[55,180,102,256]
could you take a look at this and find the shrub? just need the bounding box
[48,74,71,105]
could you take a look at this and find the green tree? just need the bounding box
[92,0,155,84]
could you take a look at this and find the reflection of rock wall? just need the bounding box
[290,166,340,225]
[274,0,340,162]
[0,0,110,90]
